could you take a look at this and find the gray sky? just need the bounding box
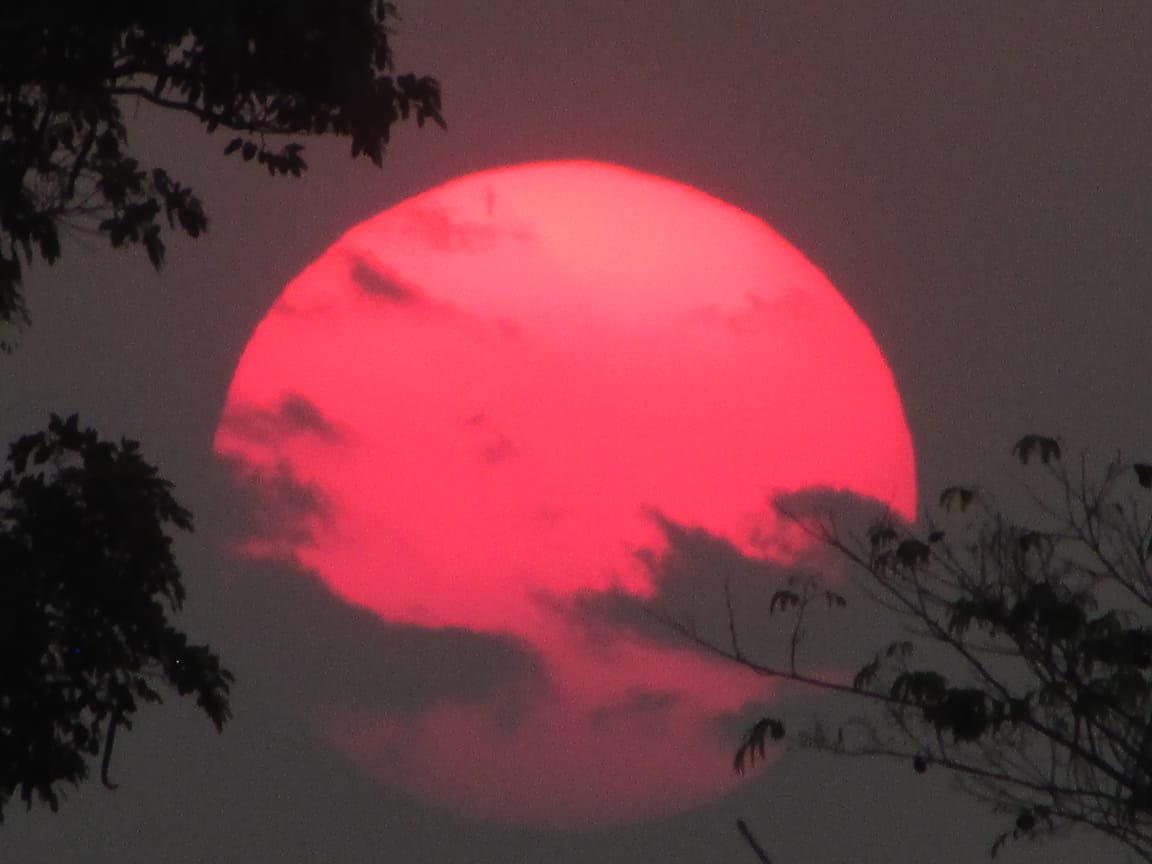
[2,2,1150,862]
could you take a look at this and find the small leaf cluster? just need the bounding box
[728,436,1152,860]
[734,716,785,775]
[0,414,233,818]
[849,437,1152,856]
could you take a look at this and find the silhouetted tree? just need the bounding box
[676,437,1152,860]
[0,414,233,819]
[0,0,443,339]
[0,0,441,816]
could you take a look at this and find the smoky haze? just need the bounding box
[1,3,1147,863]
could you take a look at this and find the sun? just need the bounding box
[215,160,916,827]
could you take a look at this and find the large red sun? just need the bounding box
[215,161,916,827]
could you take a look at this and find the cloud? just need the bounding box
[558,511,791,650]
[218,392,345,447]
[589,688,681,731]
[461,412,520,467]
[278,394,342,439]
[398,201,533,253]
[558,489,900,658]
[217,456,334,562]
[687,286,820,336]
[211,451,550,719]
[214,555,551,732]
[482,435,519,466]
[345,252,465,323]
[728,288,817,333]
[769,486,910,543]
[348,254,427,306]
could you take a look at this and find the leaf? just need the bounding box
[853,656,881,691]
[867,523,898,548]
[991,832,1010,858]
[939,486,975,511]
[142,227,165,269]
[925,688,990,741]
[1008,696,1031,724]
[895,538,931,570]
[913,755,928,773]
[1135,463,1152,489]
[734,717,785,775]
[890,670,948,705]
[885,640,914,658]
[769,590,800,614]
[1018,530,1049,553]
[224,138,244,155]
[1013,435,1061,465]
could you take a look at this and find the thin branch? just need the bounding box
[724,573,743,661]
[736,819,774,864]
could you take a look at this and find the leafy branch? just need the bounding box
[663,436,1152,860]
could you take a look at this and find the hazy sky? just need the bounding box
[3,2,1150,862]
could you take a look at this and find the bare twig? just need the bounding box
[736,819,774,864]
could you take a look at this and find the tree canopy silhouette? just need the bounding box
[0,0,441,816]
[0,414,233,819]
[674,437,1152,861]
[0,0,443,337]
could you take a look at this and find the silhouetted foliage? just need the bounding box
[0,0,439,816]
[0,414,233,819]
[0,0,443,339]
[685,437,1152,860]
[734,716,785,775]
